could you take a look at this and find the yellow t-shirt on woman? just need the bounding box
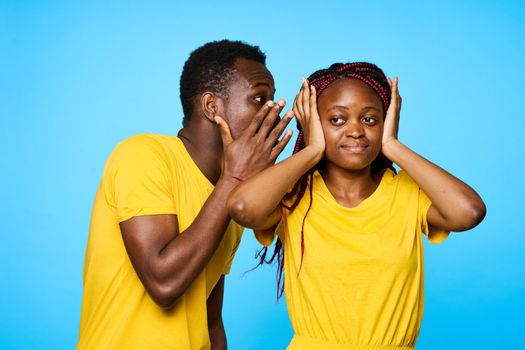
[256,169,449,350]
[77,134,242,350]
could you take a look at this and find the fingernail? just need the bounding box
[277,99,285,107]
[267,101,274,107]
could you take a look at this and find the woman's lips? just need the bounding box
[340,143,368,153]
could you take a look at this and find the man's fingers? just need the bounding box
[214,116,234,147]
[270,129,293,159]
[256,99,285,141]
[245,100,274,137]
[266,110,294,145]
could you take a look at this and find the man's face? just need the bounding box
[221,58,275,139]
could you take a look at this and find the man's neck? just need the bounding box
[178,121,223,185]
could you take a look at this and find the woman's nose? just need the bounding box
[345,120,364,138]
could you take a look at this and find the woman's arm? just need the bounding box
[227,79,325,229]
[382,78,486,232]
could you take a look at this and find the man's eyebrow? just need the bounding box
[252,82,276,93]
[253,82,273,88]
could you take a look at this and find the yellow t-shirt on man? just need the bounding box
[77,134,242,350]
[256,169,449,350]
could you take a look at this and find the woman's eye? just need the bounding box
[362,116,377,125]
[331,116,345,126]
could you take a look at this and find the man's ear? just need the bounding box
[200,92,225,123]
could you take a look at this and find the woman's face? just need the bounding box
[317,78,385,172]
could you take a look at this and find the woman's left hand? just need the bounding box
[382,77,402,148]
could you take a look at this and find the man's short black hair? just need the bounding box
[179,40,266,126]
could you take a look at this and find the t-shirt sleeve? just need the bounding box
[222,241,239,275]
[222,255,234,275]
[254,226,278,247]
[418,185,450,244]
[222,225,243,275]
[104,135,177,222]
[253,204,288,247]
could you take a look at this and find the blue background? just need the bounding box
[2,0,524,349]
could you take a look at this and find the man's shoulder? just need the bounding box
[116,133,176,150]
[109,133,181,159]
[103,133,180,174]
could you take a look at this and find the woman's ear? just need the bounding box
[200,92,225,123]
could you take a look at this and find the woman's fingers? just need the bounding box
[296,80,305,121]
[302,79,311,122]
[309,84,317,116]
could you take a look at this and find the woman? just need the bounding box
[224,62,486,349]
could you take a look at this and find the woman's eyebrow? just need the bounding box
[327,105,349,112]
[361,106,381,112]
[327,105,381,112]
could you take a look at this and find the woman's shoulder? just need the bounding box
[384,169,423,199]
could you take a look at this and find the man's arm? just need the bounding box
[120,101,293,308]
[207,275,226,350]
[120,178,239,308]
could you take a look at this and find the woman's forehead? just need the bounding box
[318,78,383,108]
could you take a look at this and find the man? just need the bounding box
[77,40,293,349]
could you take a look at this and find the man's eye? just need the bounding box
[331,116,345,126]
[254,96,266,104]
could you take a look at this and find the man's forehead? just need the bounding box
[233,58,274,87]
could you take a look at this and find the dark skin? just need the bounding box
[119,58,294,349]
[207,275,226,349]
[228,77,486,236]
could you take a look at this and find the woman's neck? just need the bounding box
[320,163,382,208]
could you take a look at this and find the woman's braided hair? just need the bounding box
[257,62,394,298]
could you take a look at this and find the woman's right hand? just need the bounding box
[293,78,325,155]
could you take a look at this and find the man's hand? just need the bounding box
[214,99,294,181]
